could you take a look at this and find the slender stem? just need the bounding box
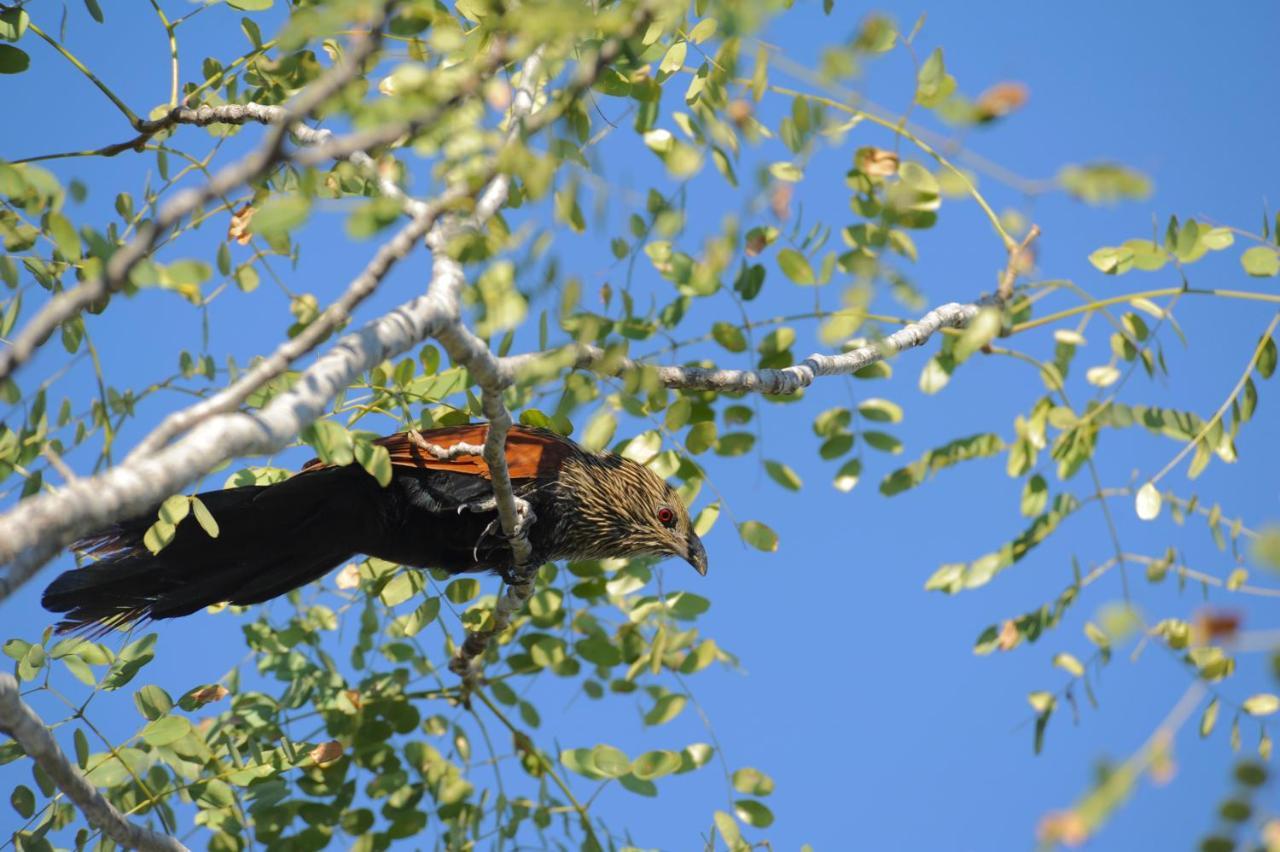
[471,688,602,848]
[1149,311,1280,486]
[27,22,142,128]
[147,0,180,109]
[742,77,1015,250]
[1011,287,1280,335]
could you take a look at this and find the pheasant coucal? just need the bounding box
[41,423,708,633]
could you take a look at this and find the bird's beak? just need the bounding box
[684,533,708,576]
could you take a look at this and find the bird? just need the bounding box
[41,423,708,634]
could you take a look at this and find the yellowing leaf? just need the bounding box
[309,740,344,765]
[776,248,814,284]
[1243,694,1280,716]
[739,520,778,552]
[1242,246,1280,277]
[1135,482,1162,521]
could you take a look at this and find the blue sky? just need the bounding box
[3,1,1280,849]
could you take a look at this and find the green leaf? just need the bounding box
[714,811,743,849]
[768,161,804,183]
[712,321,748,353]
[101,634,157,690]
[1258,336,1277,380]
[83,0,104,23]
[694,502,720,536]
[9,784,34,818]
[658,40,687,75]
[688,18,718,44]
[1241,246,1280,277]
[664,421,708,457]
[776,248,815,284]
[1052,653,1084,677]
[833,458,862,492]
[444,578,479,604]
[858,398,902,423]
[141,715,192,746]
[1058,163,1152,203]
[1089,246,1134,275]
[159,494,190,526]
[0,8,30,41]
[143,519,176,555]
[303,420,354,465]
[954,307,1000,362]
[0,45,30,75]
[252,195,310,237]
[190,496,220,538]
[355,441,392,487]
[631,750,681,780]
[380,572,416,607]
[1201,698,1220,738]
[643,694,687,726]
[1243,694,1280,716]
[134,685,173,720]
[862,431,902,454]
[589,744,630,778]
[400,597,440,636]
[228,0,273,10]
[17,644,44,681]
[732,767,775,796]
[46,212,81,262]
[739,520,778,552]
[1028,691,1056,714]
[915,48,956,107]
[581,410,617,452]
[763,460,802,491]
[734,799,774,828]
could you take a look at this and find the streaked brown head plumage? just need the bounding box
[555,452,707,575]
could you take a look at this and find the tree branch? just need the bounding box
[503,300,987,393]
[0,674,188,852]
[0,4,393,384]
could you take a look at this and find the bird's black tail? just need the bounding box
[42,466,381,634]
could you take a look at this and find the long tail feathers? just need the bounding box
[41,468,378,634]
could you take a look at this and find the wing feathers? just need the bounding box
[302,424,575,481]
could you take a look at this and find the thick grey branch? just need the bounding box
[0,674,188,852]
[0,284,452,598]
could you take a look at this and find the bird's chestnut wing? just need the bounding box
[300,423,575,482]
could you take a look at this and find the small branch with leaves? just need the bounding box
[0,674,188,852]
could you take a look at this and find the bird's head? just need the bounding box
[560,453,708,575]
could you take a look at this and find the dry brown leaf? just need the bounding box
[335,563,361,590]
[309,740,344,766]
[1262,819,1280,852]
[745,232,767,257]
[976,81,1029,121]
[190,684,230,706]
[484,80,512,111]
[1193,608,1242,644]
[855,146,899,178]
[726,99,753,128]
[228,204,255,245]
[770,184,792,221]
[1012,243,1037,275]
[996,619,1020,651]
[1037,810,1088,847]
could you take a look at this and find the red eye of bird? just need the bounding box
[657,507,676,527]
